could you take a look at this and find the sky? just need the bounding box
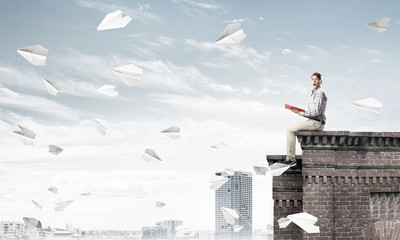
[1,0,400,232]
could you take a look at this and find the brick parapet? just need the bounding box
[297,131,400,152]
[270,131,400,240]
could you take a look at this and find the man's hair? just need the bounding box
[312,72,322,80]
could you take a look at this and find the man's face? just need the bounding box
[311,75,321,90]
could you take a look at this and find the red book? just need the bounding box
[285,104,305,112]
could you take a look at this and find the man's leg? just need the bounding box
[286,120,324,164]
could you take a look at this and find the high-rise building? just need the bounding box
[214,171,252,240]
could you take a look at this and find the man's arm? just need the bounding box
[299,91,326,118]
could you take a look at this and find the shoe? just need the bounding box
[280,159,296,167]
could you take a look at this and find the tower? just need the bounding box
[272,131,400,239]
[215,171,252,240]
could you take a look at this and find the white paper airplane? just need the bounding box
[161,126,180,140]
[278,212,320,233]
[233,225,244,232]
[93,117,109,135]
[155,201,166,208]
[216,22,247,44]
[142,148,162,162]
[221,207,239,224]
[48,186,58,194]
[54,198,73,205]
[23,217,38,227]
[210,141,236,152]
[17,44,49,66]
[367,17,391,33]
[43,79,61,96]
[224,168,235,176]
[13,125,36,139]
[113,64,143,86]
[31,200,44,209]
[210,176,229,190]
[253,163,269,175]
[254,162,290,177]
[96,85,119,97]
[54,201,73,212]
[278,217,291,228]
[97,10,132,31]
[48,145,63,155]
[352,97,382,120]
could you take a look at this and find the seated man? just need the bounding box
[281,72,327,167]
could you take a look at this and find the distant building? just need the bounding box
[214,171,252,240]
[0,221,25,239]
[156,219,183,239]
[142,225,168,239]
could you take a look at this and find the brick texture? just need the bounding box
[271,131,400,240]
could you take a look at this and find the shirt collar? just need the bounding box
[311,87,321,95]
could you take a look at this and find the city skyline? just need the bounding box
[1,0,400,231]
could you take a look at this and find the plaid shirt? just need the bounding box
[299,87,327,123]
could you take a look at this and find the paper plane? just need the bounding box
[96,85,119,97]
[155,201,166,208]
[210,141,236,152]
[278,212,320,233]
[253,163,269,175]
[54,197,73,205]
[233,225,244,232]
[81,192,91,196]
[221,207,239,224]
[48,186,58,194]
[224,168,235,176]
[253,162,290,177]
[31,200,44,209]
[113,64,143,86]
[97,10,131,31]
[23,217,38,227]
[216,22,247,45]
[352,97,382,120]
[17,44,49,66]
[367,17,391,33]
[142,148,162,162]
[161,126,180,140]
[13,125,36,139]
[278,217,291,228]
[48,145,63,155]
[210,176,228,190]
[54,198,73,212]
[54,201,73,212]
[93,117,109,135]
[43,79,61,96]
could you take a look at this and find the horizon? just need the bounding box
[1,0,400,232]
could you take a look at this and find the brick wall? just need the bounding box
[271,131,400,240]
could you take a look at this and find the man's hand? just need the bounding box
[290,108,302,115]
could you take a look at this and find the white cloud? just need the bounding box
[206,83,236,93]
[75,0,161,23]
[281,48,292,54]
[0,86,81,122]
[360,47,382,56]
[224,17,250,24]
[293,45,329,61]
[171,0,223,9]
[128,34,176,49]
[185,39,271,72]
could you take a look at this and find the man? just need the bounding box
[281,72,327,167]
